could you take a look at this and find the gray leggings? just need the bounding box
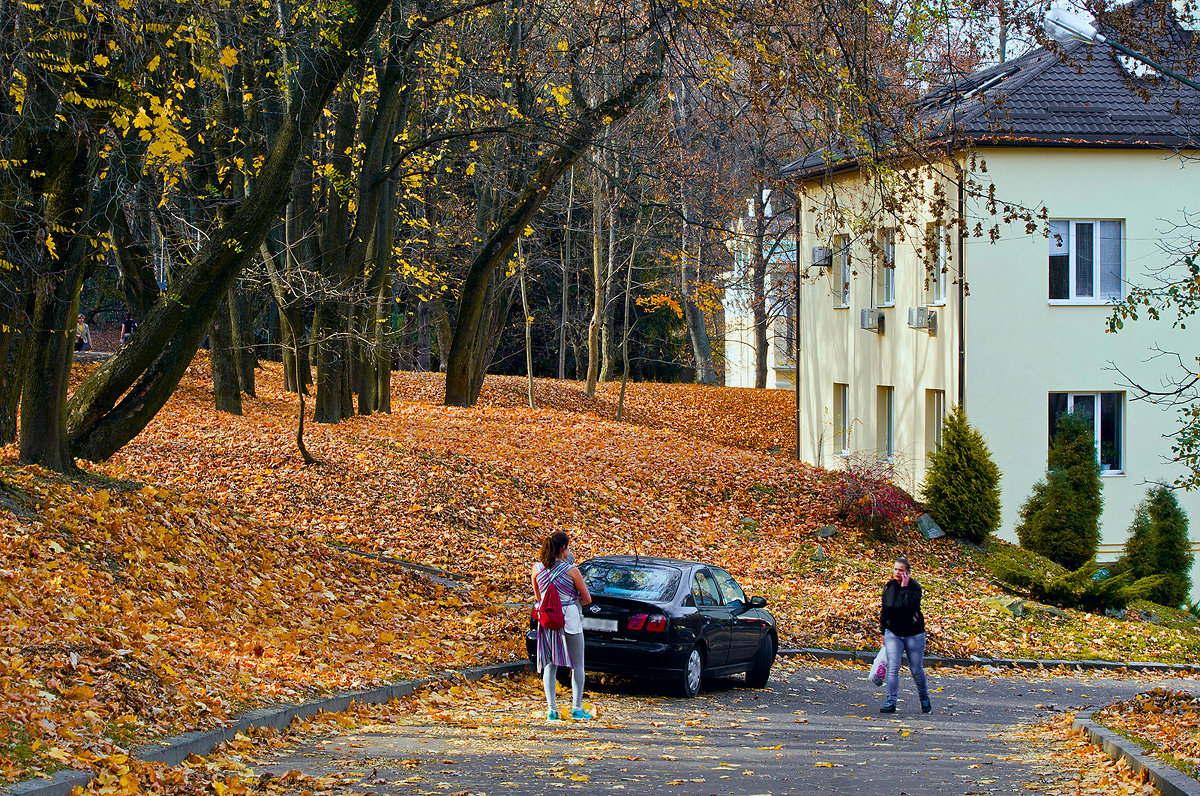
[543,632,585,712]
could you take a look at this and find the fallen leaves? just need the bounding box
[1094,688,1200,780]
[1010,713,1159,794]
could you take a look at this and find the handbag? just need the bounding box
[868,646,887,686]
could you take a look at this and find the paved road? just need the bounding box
[249,660,1200,796]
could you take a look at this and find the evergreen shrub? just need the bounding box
[920,405,1001,543]
[987,544,1164,613]
[1016,412,1102,570]
[1119,485,1193,608]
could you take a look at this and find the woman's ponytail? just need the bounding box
[539,531,570,569]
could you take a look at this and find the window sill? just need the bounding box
[926,301,947,307]
[1100,469,1125,478]
[875,302,895,309]
[833,304,850,310]
[1048,299,1121,306]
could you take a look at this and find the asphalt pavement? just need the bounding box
[248,660,1200,796]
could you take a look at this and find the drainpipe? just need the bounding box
[794,195,801,461]
[957,164,966,410]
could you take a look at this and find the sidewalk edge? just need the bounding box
[778,648,1200,674]
[2,661,532,796]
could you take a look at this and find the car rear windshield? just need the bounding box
[580,562,681,602]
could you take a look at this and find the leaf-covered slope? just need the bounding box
[2,359,1197,783]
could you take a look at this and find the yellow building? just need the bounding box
[784,21,1200,595]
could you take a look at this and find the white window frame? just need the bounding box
[926,389,945,454]
[876,228,896,308]
[833,382,850,454]
[878,385,894,462]
[1048,219,1124,304]
[925,223,947,306]
[1048,391,1124,475]
[834,234,851,308]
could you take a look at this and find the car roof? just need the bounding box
[582,555,707,569]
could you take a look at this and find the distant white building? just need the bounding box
[722,194,797,390]
[780,11,1200,595]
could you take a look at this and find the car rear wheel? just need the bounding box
[677,646,704,698]
[745,635,776,688]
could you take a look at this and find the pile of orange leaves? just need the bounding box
[1011,713,1159,794]
[1093,688,1200,780]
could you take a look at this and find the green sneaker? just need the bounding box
[546,710,561,722]
[570,708,592,720]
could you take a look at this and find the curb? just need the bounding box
[2,661,532,796]
[1072,713,1200,796]
[779,647,1200,674]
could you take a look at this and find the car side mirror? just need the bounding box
[749,596,767,608]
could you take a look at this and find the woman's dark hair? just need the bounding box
[539,532,570,569]
[894,557,911,573]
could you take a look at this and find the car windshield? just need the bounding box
[580,562,681,602]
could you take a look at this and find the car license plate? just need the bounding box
[582,618,617,632]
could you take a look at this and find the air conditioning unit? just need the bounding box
[907,306,937,334]
[812,246,832,269]
[860,308,884,334]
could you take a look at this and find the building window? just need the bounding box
[834,234,850,307]
[833,382,849,454]
[774,306,795,365]
[925,389,945,454]
[876,228,896,307]
[877,386,894,461]
[1048,220,1123,301]
[924,223,947,305]
[1048,392,1123,472]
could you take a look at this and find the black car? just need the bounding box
[526,556,778,697]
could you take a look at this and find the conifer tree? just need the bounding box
[920,405,1001,543]
[1120,485,1193,608]
[1016,412,1103,570]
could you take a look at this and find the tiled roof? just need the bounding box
[782,4,1200,180]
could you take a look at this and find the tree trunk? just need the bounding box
[681,205,717,385]
[0,324,24,445]
[232,278,256,396]
[752,186,768,389]
[519,239,534,408]
[585,159,603,397]
[19,140,96,472]
[417,297,432,372]
[211,293,244,415]
[601,164,619,381]
[616,234,638,421]
[431,294,452,373]
[111,202,163,318]
[312,85,359,424]
[558,167,573,380]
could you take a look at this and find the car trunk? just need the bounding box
[582,595,672,640]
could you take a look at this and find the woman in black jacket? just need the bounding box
[879,557,931,714]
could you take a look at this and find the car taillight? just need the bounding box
[627,614,667,632]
